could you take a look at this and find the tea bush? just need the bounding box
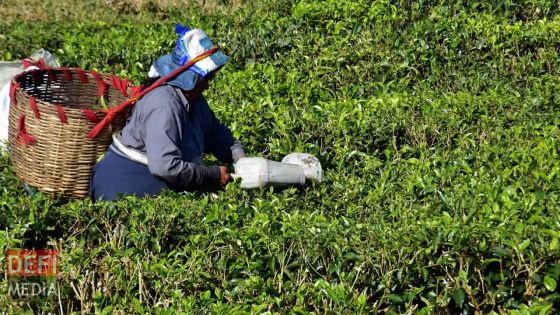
[1,0,559,313]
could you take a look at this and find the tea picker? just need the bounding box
[86,24,323,197]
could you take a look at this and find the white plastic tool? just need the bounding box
[234,153,322,189]
[281,153,323,183]
[234,157,305,189]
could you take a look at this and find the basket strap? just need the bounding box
[9,82,19,106]
[56,106,68,123]
[29,97,41,119]
[90,72,108,97]
[81,109,100,123]
[62,68,73,81]
[76,69,89,83]
[130,85,142,97]
[46,68,56,81]
[16,114,37,145]
[110,75,129,96]
[87,46,220,139]
[22,58,45,69]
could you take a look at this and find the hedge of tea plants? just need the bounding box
[1,0,559,313]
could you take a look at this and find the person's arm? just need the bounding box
[143,104,222,190]
[205,109,246,164]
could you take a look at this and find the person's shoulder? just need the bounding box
[142,85,180,102]
[137,85,183,111]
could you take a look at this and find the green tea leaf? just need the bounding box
[544,275,557,292]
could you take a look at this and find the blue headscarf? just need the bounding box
[150,24,229,91]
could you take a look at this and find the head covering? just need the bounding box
[149,24,229,91]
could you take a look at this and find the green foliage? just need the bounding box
[1,0,560,313]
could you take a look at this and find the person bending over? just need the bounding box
[90,25,245,201]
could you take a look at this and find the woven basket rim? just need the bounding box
[13,67,135,111]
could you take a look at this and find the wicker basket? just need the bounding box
[8,67,133,199]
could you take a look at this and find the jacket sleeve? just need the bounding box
[143,104,221,190]
[205,109,246,164]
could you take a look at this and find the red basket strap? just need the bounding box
[46,68,56,81]
[76,69,89,83]
[16,114,37,145]
[90,72,108,97]
[130,85,142,97]
[29,96,41,119]
[81,109,100,123]
[110,75,129,96]
[56,105,68,123]
[62,68,73,81]
[9,82,19,106]
[22,58,45,69]
[99,82,107,97]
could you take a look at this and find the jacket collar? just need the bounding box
[173,87,190,112]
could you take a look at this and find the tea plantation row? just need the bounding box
[0,0,559,313]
